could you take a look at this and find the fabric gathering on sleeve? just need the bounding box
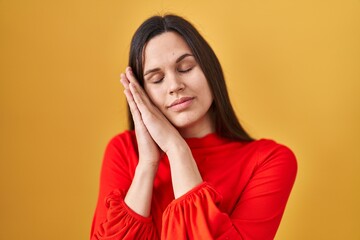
[93,189,158,240]
[162,182,242,240]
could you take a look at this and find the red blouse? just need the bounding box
[91,131,297,239]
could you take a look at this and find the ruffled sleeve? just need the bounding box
[93,189,158,240]
[161,182,241,240]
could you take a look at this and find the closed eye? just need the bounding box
[178,67,193,73]
[153,77,164,84]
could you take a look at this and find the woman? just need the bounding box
[91,14,297,239]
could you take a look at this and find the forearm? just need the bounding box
[167,143,203,198]
[124,163,158,217]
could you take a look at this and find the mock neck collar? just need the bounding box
[184,133,230,149]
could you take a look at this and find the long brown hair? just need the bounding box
[128,14,253,142]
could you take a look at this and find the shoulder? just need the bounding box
[250,138,295,156]
[107,130,136,148]
[244,139,297,171]
[103,130,137,158]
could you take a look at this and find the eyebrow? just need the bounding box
[176,53,193,63]
[143,53,194,77]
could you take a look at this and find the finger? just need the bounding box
[123,68,147,99]
[129,81,165,119]
[124,88,143,127]
[120,73,130,89]
[125,67,136,84]
[129,82,146,110]
[125,69,153,106]
[125,68,147,97]
[130,82,158,121]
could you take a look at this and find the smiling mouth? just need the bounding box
[168,97,195,111]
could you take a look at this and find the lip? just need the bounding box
[167,97,195,111]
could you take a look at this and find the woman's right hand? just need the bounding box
[120,69,161,169]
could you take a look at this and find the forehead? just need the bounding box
[143,32,192,69]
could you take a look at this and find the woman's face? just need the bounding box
[142,31,214,138]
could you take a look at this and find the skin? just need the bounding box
[120,32,215,217]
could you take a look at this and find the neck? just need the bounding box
[178,114,215,138]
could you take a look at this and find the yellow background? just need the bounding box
[1,0,359,239]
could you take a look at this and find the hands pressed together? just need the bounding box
[120,67,203,213]
[120,67,183,165]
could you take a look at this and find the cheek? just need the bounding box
[201,83,214,106]
[195,76,213,100]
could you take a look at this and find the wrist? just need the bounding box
[136,161,159,177]
[165,138,190,156]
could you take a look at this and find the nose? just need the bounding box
[168,73,185,94]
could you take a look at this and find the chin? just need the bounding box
[166,110,213,132]
[170,115,204,130]
[172,120,193,129]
